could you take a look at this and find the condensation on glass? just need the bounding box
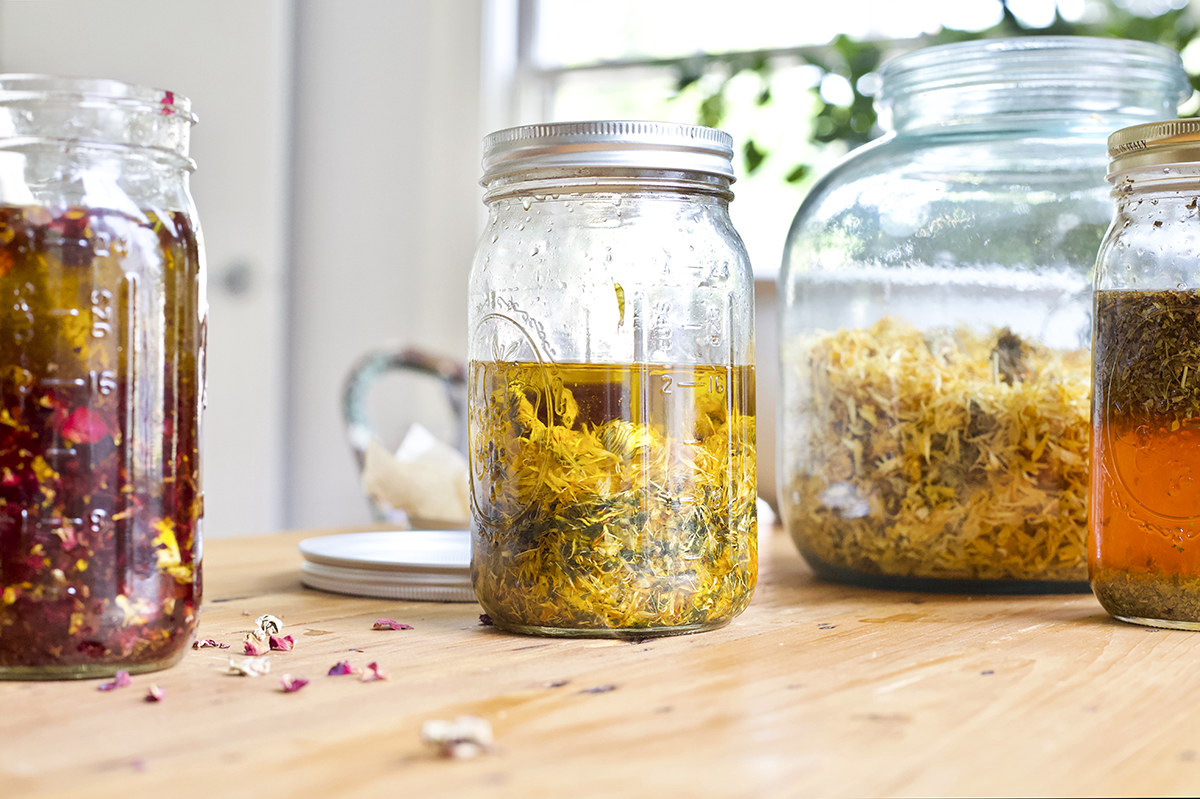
[0,76,205,679]
[469,121,756,637]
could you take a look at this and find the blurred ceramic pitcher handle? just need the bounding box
[341,347,467,473]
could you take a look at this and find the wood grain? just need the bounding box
[1,524,1197,798]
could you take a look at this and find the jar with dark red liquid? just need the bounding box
[0,77,204,678]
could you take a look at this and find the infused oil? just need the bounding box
[469,360,757,637]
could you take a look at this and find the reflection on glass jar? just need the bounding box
[469,122,756,637]
[779,37,1189,592]
[0,77,204,678]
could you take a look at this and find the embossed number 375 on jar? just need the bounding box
[468,122,757,638]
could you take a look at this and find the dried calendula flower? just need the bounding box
[228,656,271,677]
[471,361,756,633]
[784,316,1089,583]
[421,715,494,759]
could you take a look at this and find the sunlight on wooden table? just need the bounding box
[1,523,1196,798]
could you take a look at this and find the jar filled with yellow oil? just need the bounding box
[469,122,756,637]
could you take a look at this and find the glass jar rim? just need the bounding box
[0,74,196,165]
[878,35,1189,109]
[0,74,195,122]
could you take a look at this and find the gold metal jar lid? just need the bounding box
[1108,119,1200,177]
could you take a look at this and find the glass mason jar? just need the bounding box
[779,37,1188,592]
[1092,119,1200,629]
[0,77,204,678]
[468,121,757,637]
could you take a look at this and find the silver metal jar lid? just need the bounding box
[481,120,735,185]
[1108,118,1200,177]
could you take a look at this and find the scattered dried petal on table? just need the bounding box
[145,685,167,702]
[193,639,230,650]
[97,670,132,691]
[255,614,283,637]
[372,619,413,631]
[269,634,295,651]
[478,614,493,627]
[421,715,494,759]
[327,660,356,676]
[228,657,271,677]
[360,662,387,683]
[279,674,309,693]
[243,637,268,656]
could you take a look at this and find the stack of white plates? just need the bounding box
[297,529,475,603]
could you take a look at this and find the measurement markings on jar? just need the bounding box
[35,516,85,529]
[46,307,80,317]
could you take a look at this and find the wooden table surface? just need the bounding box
[2,524,1198,798]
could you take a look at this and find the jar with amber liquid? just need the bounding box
[1092,119,1200,628]
[468,122,756,637]
[0,77,204,677]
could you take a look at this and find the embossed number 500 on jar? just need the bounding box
[468,122,757,638]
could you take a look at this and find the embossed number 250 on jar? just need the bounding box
[468,122,757,638]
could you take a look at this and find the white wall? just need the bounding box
[288,0,484,528]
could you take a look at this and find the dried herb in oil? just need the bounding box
[0,205,203,673]
[470,360,757,635]
[1092,289,1200,623]
[785,316,1090,582]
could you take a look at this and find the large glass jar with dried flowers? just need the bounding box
[0,77,204,678]
[779,37,1188,592]
[1091,119,1200,628]
[469,121,756,637]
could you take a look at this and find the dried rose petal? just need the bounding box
[373,619,413,631]
[478,614,494,627]
[327,660,357,676]
[279,674,309,693]
[243,637,268,656]
[193,638,230,650]
[269,634,295,651]
[360,661,387,683]
[60,407,108,444]
[97,670,132,691]
[145,685,167,702]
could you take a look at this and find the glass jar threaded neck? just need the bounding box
[877,36,1189,134]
